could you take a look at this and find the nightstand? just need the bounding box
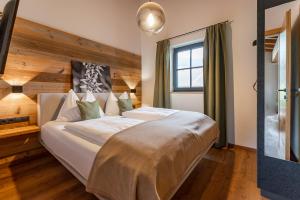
[0,125,46,166]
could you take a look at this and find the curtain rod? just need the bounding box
[165,20,233,41]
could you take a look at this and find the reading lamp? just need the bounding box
[130,89,137,94]
[12,85,23,93]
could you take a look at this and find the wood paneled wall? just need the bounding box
[0,18,141,125]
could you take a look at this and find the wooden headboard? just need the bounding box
[0,17,141,126]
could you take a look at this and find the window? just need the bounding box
[173,42,204,92]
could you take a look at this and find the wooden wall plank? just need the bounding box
[10,36,141,70]
[0,17,142,126]
[13,18,141,65]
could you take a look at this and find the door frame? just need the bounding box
[258,0,300,199]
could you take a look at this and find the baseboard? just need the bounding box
[228,143,257,152]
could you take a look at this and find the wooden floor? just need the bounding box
[0,148,265,200]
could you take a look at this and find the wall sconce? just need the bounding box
[130,89,137,94]
[12,85,23,93]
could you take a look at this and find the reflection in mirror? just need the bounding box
[265,0,300,161]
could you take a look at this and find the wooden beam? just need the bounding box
[265,43,275,49]
[265,27,283,36]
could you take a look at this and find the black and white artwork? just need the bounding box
[71,61,112,93]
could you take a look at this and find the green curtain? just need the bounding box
[153,39,171,108]
[203,23,227,148]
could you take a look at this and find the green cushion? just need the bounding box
[118,98,133,114]
[76,100,100,120]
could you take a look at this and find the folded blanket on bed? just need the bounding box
[64,116,144,145]
[86,111,219,200]
[122,106,179,121]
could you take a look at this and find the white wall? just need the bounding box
[141,0,257,148]
[0,0,141,55]
[266,1,300,30]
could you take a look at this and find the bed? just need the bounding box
[38,93,112,185]
[41,121,99,184]
[38,93,219,200]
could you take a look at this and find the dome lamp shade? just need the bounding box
[136,1,165,34]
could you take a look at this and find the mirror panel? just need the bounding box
[264,0,300,161]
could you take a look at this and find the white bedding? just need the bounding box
[40,111,174,182]
[122,107,179,121]
[64,116,144,146]
[41,121,100,180]
[41,116,144,181]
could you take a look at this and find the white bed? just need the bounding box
[38,93,218,200]
[41,121,100,183]
[38,93,146,186]
[38,93,119,186]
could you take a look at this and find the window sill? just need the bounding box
[171,91,204,94]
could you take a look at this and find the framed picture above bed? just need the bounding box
[71,60,112,93]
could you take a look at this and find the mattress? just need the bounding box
[41,121,100,180]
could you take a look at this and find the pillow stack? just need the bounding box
[56,90,81,122]
[105,92,120,116]
[118,94,133,114]
[81,90,105,117]
[105,92,134,116]
[77,101,100,120]
[56,90,134,121]
[56,90,104,122]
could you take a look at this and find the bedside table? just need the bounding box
[0,125,46,166]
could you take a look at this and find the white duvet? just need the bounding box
[64,116,144,146]
[122,107,178,121]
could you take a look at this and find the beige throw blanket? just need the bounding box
[86,111,219,200]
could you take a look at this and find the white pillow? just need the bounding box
[56,89,81,122]
[105,92,119,116]
[81,90,105,117]
[119,92,129,100]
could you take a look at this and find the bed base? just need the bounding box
[40,139,106,200]
[40,137,216,200]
